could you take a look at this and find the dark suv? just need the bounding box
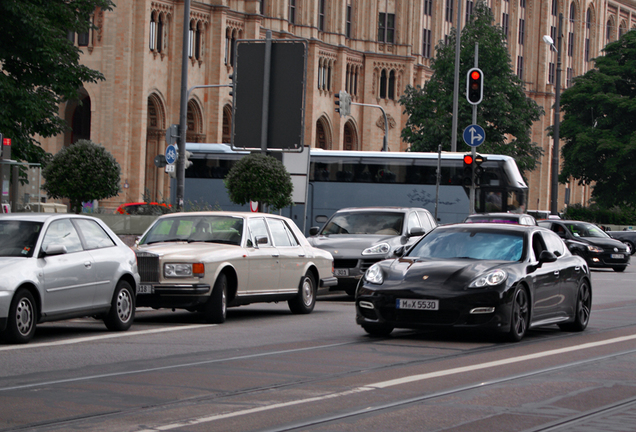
[538,220,630,272]
[307,207,437,295]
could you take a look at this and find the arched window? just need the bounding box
[388,70,395,100]
[149,12,157,50]
[188,20,195,58]
[380,69,387,99]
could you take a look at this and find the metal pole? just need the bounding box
[469,44,478,215]
[551,13,563,216]
[350,101,388,151]
[451,0,463,152]
[176,0,191,211]
[434,143,441,221]
[261,30,272,155]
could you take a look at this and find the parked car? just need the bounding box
[307,207,437,295]
[605,229,636,255]
[538,220,630,272]
[134,212,336,322]
[0,214,139,344]
[115,202,172,215]
[464,212,537,225]
[356,223,592,341]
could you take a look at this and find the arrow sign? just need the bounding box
[165,144,178,165]
[463,124,485,147]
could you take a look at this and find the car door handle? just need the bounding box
[272,253,279,258]
[553,270,559,276]
[298,254,306,257]
[575,266,581,271]
[84,262,92,268]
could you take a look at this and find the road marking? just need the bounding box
[138,333,636,431]
[0,324,213,352]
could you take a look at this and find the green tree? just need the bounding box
[225,154,294,211]
[0,0,114,164]
[559,30,636,209]
[42,139,121,214]
[399,0,543,174]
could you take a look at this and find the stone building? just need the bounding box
[39,0,636,212]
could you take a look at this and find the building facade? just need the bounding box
[39,0,636,212]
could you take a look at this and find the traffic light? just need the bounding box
[335,90,351,117]
[463,154,474,187]
[183,150,193,169]
[466,68,484,105]
[474,154,486,185]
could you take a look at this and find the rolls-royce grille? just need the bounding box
[136,252,160,283]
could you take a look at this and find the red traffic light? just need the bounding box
[470,70,481,81]
[466,67,484,105]
[463,154,474,165]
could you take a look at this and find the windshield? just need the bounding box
[408,228,524,261]
[566,222,610,239]
[140,215,244,245]
[321,212,404,235]
[0,220,43,258]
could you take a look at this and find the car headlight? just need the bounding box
[364,263,384,285]
[587,245,604,253]
[469,269,507,288]
[362,242,390,255]
[164,263,205,278]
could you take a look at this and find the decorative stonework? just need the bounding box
[376,114,396,130]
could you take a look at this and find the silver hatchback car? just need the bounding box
[0,214,140,344]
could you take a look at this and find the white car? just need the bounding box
[0,214,140,344]
[134,211,336,322]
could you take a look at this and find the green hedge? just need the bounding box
[563,204,636,225]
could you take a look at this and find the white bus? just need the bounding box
[179,144,528,233]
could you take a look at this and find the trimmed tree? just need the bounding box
[224,153,293,211]
[559,30,636,210]
[42,139,121,213]
[399,0,543,174]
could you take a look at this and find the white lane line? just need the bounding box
[139,333,636,431]
[0,324,213,352]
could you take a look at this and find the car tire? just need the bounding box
[507,286,529,342]
[204,273,227,324]
[613,266,627,272]
[2,289,37,344]
[288,272,316,314]
[362,324,394,337]
[104,280,135,331]
[559,279,591,332]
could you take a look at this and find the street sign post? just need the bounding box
[463,124,485,147]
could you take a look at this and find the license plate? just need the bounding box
[137,284,154,294]
[396,298,439,310]
[334,269,349,277]
[611,254,624,259]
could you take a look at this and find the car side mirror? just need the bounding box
[256,235,269,245]
[408,227,425,237]
[394,246,405,257]
[40,244,67,258]
[309,227,319,236]
[538,250,557,264]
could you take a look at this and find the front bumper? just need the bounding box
[355,285,511,332]
[136,283,211,309]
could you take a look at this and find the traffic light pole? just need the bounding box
[350,102,388,152]
[176,0,191,212]
[469,44,479,214]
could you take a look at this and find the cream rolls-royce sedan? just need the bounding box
[134,211,336,323]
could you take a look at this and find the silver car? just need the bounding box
[134,211,336,323]
[0,214,140,344]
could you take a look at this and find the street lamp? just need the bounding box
[543,13,563,216]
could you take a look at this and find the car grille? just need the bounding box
[334,259,358,269]
[360,259,382,271]
[136,251,160,283]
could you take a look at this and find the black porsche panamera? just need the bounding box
[355,224,592,341]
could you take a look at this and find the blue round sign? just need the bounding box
[165,144,178,165]
[463,124,486,147]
